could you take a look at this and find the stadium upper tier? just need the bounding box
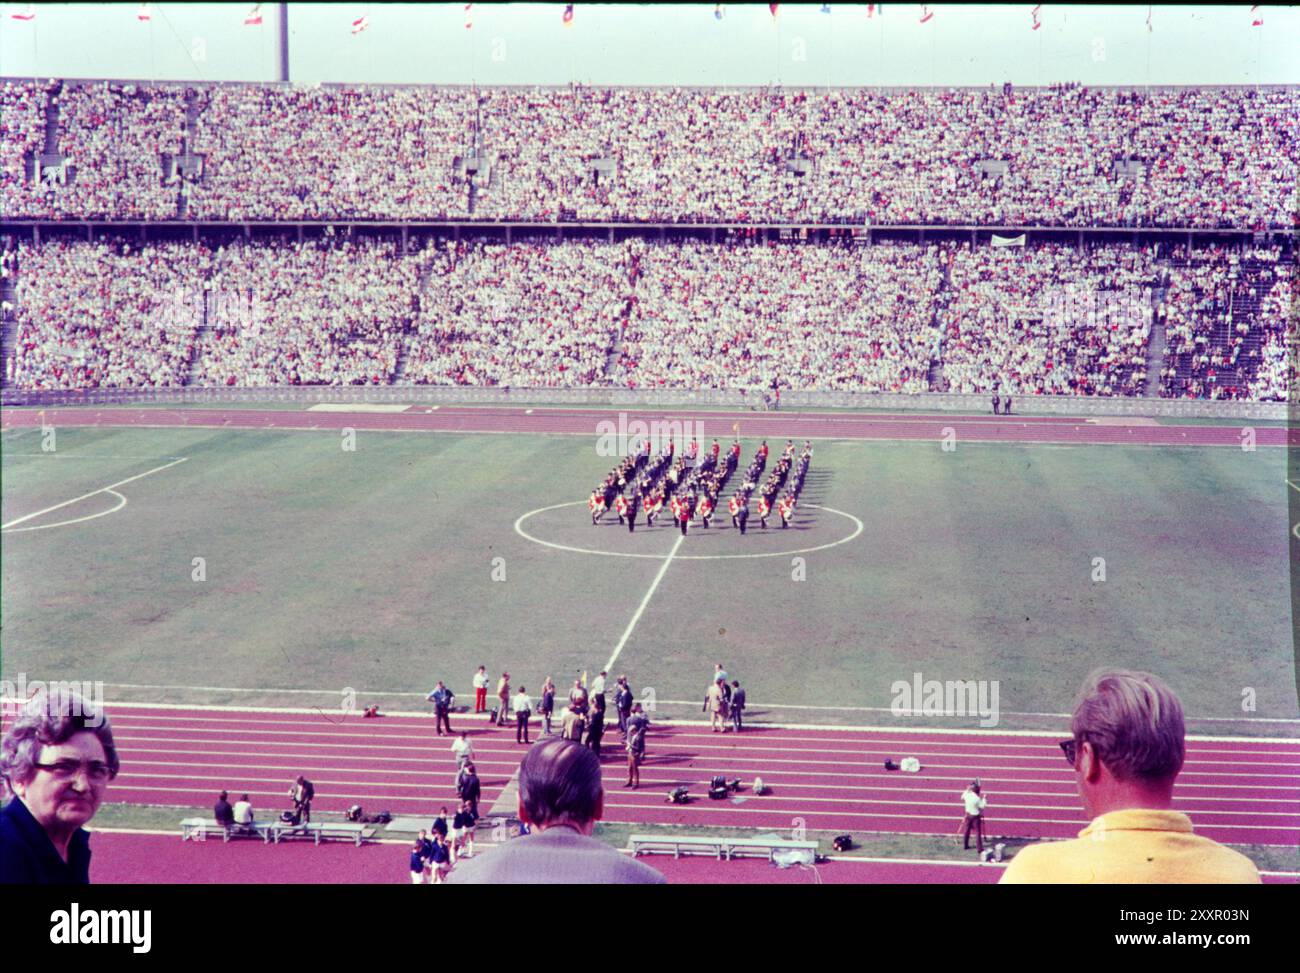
[2,80,1297,227]
[2,237,1292,401]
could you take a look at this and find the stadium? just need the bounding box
[1,2,1298,894]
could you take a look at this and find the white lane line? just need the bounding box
[1286,479,1300,494]
[51,683,1300,727]
[2,489,127,533]
[0,457,188,530]
[604,533,685,674]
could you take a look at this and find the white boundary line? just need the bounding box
[1,489,127,533]
[8,699,1295,744]
[515,500,865,560]
[2,418,1289,448]
[0,457,188,531]
[604,533,685,673]
[39,683,1300,726]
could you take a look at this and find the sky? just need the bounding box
[0,3,1296,87]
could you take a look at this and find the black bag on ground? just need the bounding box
[280,810,301,825]
[345,805,363,822]
[708,775,730,800]
[832,834,853,852]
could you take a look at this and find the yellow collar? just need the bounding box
[1078,808,1194,839]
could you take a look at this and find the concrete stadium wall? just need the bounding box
[1,384,1288,421]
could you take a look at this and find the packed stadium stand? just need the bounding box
[2,80,1295,400]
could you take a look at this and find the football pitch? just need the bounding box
[1,417,1296,733]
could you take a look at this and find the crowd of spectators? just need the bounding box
[12,239,209,390]
[192,237,423,387]
[937,242,1155,396]
[0,80,48,220]
[406,239,632,387]
[186,85,473,221]
[3,81,1295,227]
[4,235,1290,401]
[1158,245,1294,400]
[619,239,942,393]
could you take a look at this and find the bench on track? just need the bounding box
[180,818,272,843]
[629,834,819,862]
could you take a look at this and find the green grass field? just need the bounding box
[2,424,1296,731]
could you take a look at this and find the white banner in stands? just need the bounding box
[991,234,1027,247]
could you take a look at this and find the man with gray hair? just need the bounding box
[446,737,664,884]
[1000,668,1260,884]
[0,689,119,884]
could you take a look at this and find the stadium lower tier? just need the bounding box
[1,237,1293,401]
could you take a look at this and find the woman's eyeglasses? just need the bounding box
[34,759,114,783]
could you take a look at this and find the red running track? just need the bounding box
[2,404,1295,447]
[82,831,1300,885]
[45,705,1300,847]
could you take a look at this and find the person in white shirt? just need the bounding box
[472,666,489,714]
[451,732,474,782]
[589,671,607,699]
[232,794,255,834]
[513,688,534,745]
[960,781,988,854]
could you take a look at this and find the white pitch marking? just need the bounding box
[0,457,188,531]
[515,501,864,561]
[604,533,685,674]
[2,489,127,533]
[1286,479,1300,494]
[524,409,534,415]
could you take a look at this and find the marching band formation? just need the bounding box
[587,437,814,537]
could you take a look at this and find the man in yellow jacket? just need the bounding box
[1000,669,1260,884]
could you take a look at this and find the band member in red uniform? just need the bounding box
[758,440,769,461]
[777,493,794,528]
[711,439,721,462]
[698,494,714,529]
[614,493,629,525]
[678,494,692,536]
[728,493,741,528]
[588,489,606,525]
[757,495,770,529]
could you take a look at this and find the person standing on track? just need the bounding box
[959,780,987,854]
[427,681,455,736]
[457,762,481,819]
[624,705,648,789]
[730,681,746,733]
[494,673,511,726]
[513,686,533,745]
[289,775,314,824]
[472,665,489,714]
[539,677,556,736]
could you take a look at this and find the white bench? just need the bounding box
[630,834,820,862]
[180,818,272,843]
[270,821,374,847]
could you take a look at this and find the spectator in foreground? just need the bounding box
[0,689,120,884]
[1000,669,1261,884]
[447,738,664,884]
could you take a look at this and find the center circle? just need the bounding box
[513,501,863,560]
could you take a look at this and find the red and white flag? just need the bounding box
[562,3,574,27]
[351,13,369,34]
[137,2,151,22]
[1031,4,1041,30]
[464,3,473,29]
[10,4,35,21]
[1251,5,1263,27]
[919,4,933,24]
[244,4,263,26]
[769,3,779,18]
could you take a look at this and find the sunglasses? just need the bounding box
[34,759,114,783]
[1060,733,1097,768]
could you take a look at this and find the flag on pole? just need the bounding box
[769,3,779,18]
[919,4,933,24]
[821,3,831,12]
[1031,4,1041,30]
[714,3,724,20]
[137,2,151,22]
[562,4,574,27]
[464,3,473,29]
[244,4,263,26]
[351,13,369,34]
[10,4,35,21]
[1251,5,1263,26]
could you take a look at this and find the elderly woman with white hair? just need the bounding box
[0,690,119,884]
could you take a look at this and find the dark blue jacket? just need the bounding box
[0,797,91,885]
